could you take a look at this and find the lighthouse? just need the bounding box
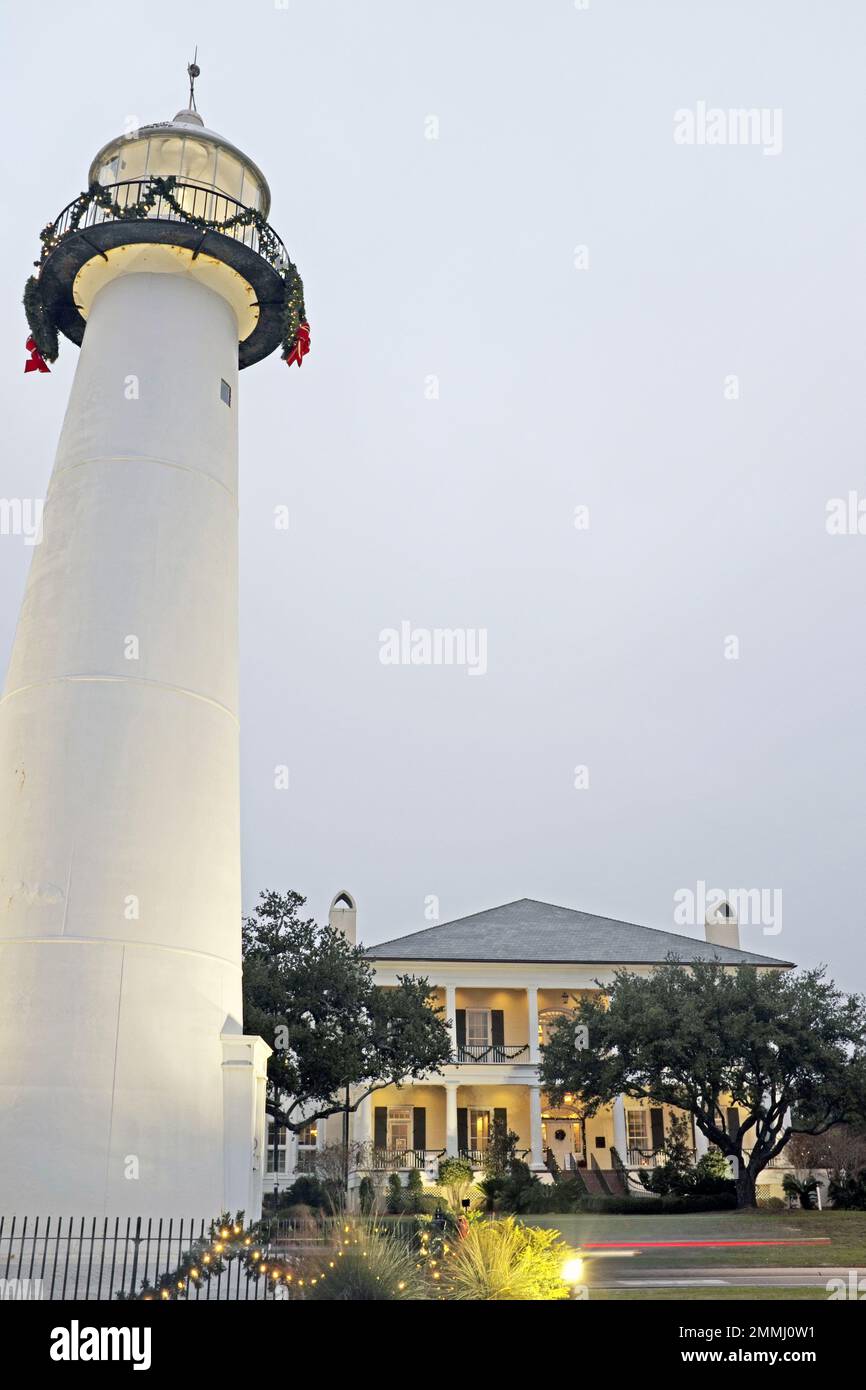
[0,68,307,1218]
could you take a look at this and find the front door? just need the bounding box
[543,1118,580,1170]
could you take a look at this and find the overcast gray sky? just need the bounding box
[3,0,865,991]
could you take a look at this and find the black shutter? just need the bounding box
[493,1107,507,1138]
[455,1010,466,1046]
[726,1106,739,1139]
[374,1106,387,1150]
[413,1106,426,1151]
[457,1107,468,1153]
[650,1107,665,1150]
[491,1010,505,1046]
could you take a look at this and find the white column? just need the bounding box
[354,1092,372,1153]
[528,984,540,1063]
[529,1084,543,1167]
[221,1034,272,1221]
[445,982,457,1058]
[445,1082,459,1156]
[613,1094,628,1163]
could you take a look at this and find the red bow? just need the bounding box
[24,336,50,374]
[285,322,311,369]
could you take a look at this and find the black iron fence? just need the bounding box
[45,179,292,277]
[0,1215,329,1302]
[455,1043,530,1064]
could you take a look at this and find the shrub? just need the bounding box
[401,1168,425,1213]
[438,1156,474,1185]
[639,1139,734,1200]
[759,1195,786,1211]
[518,1178,585,1214]
[386,1172,404,1214]
[442,1217,572,1300]
[483,1124,521,1179]
[574,1192,737,1215]
[477,1175,506,1212]
[358,1176,376,1214]
[828,1168,866,1210]
[434,1179,482,1217]
[284,1175,329,1210]
[782,1173,820,1210]
[305,1221,428,1301]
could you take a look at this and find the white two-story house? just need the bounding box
[266,895,794,1199]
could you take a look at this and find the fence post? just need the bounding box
[128,1216,142,1298]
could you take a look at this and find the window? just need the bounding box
[626,1110,649,1152]
[387,1106,412,1152]
[466,1009,490,1047]
[220,378,232,407]
[265,1119,287,1174]
[297,1120,317,1148]
[540,1009,570,1049]
[467,1108,490,1153]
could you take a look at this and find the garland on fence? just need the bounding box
[116,1211,411,1300]
[24,175,309,371]
[115,1212,301,1301]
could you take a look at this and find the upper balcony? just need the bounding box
[426,984,596,1069]
[32,177,299,371]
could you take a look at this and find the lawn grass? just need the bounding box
[521,1209,866,1267]
[590,1286,829,1301]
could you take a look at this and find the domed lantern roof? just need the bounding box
[87,108,273,219]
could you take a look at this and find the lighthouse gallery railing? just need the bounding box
[44,179,293,277]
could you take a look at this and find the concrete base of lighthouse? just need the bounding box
[0,269,267,1218]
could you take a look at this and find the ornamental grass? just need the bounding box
[438,1217,572,1301]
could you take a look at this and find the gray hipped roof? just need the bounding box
[365,898,793,967]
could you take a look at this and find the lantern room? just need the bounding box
[88,109,271,217]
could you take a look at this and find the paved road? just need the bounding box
[592,1265,864,1289]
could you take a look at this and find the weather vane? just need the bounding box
[187,47,200,112]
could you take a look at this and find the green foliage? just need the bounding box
[477,1175,506,1212]
[540,958,866,1207]
[358,1177,376,1214]
[386,1172,404,1213]
[395,1168,434,1215]
[242,891,452,1138]
[23,276,58,363]
[574,1192,738,1215]
[782,1173,820,1209]
[305,1220,427,1301]
[827,1169,866,1210]
[283,1175,329,1210]
[441,1217,572,1301]
[438,1156,474,1185]
[483,1122,521,1179]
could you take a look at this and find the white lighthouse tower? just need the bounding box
[0,69,306,1218]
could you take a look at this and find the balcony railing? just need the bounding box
[368,1148,445,1171]
[626,1146,696,1168]
[43,179,292,278]
[455,1043,530,1064]
[458,1149,486,1166]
